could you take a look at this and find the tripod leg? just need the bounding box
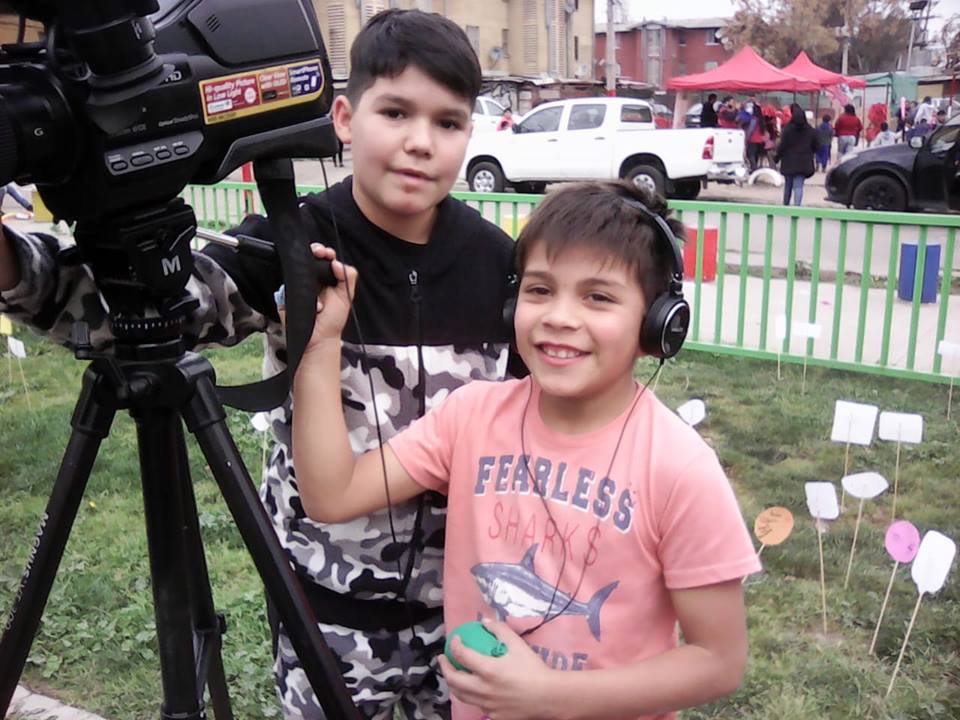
[181,371,358,720]
[0,366,115,715]
[134,406,207,720]
[172,423,234,720]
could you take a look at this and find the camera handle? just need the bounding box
[0,351,359,720]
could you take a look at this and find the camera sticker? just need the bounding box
[200,60,325,125]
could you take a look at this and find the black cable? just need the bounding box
[316,158,418,685]
[518,360,664,639]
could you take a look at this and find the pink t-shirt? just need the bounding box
[390,378,761,720]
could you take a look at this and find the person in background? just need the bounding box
[700,93,719,128]
[496,107,514,131]
[933,109,947,128]
[914,96,936,126]
[815,115,833,172]
[834,104,862,158]
[718,96,739,129]
[746,105,767,172]
[775,102,819,207]
[870,121,897,147]
[0,183,33,214]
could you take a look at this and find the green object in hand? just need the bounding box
[444,621,508,672]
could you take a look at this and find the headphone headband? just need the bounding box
[616,197,685,289]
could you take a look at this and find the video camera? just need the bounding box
[0,0,336,321]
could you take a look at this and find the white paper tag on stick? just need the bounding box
[793,321,822,339]
[7,336,26,359]
[937,340,960,359]
[775,314,787,341]
[805,482,840,520]
[251,412,271,433]
[878,412,923,444]
[841,471,888,500]
[911,531,957,595]
[676,399,706,426]
[831,400,878,445]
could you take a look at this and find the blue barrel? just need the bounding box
[898,243,941,304]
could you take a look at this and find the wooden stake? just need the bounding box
[948,377,954,421]
[886,593,924,698]
[892,438,902,520]
[817,523,828,634]
[742,544,766,584]
[843,497,865,589]
[802,355,808,394]
[841,440,851,512]
[777,351,782,381]
[869,560,900,655]
[17,357,30,410]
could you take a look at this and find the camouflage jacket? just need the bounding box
[0,179,518,620]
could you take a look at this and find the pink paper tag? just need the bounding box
[885,520,921,563]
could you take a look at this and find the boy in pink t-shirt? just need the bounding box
[294,181,761,720]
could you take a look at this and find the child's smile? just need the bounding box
[515,244,647,432]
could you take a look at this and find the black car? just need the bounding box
[825,114,960,212]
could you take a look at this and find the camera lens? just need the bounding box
[0,67,78,186]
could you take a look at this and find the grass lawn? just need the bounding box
[1,333,958,719]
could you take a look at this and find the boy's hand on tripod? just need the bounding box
[304,243,357,353]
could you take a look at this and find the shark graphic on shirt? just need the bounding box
[471,544,618,641]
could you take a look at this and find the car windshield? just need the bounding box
[929,115,960,155]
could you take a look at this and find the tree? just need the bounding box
[723,0,912,74]
[943,13,960,72]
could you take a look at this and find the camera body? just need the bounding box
[0,0,337,223]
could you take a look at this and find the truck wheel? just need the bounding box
[673,180,701,200]
[851,176,906,212]
[468,162,505,193]
[513,182,546,194]
[625,164,665,198]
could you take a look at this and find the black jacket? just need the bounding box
[700,102,718,128]
[775,121,820,178]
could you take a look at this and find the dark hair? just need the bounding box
[789,103,809,127]
[923,96,932,103]
[822,114,832,123]
[844,104,856,114]
[880,121,889,131]
[345,9,481,106]
[707,93,717,102]
[722,95,734,103]
[515,181,681,310]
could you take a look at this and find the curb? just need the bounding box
[10,685,107,720]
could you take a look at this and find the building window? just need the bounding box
[677,61,687,76]
[466,25,480,57]
[706,28,721,45]
[574,35,579,61]
[676,29,686,46]
[502,28,509,57]
[704,60,718,71]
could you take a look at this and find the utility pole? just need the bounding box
[606,0,616,95]
[841,0,851,76]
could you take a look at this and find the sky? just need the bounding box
[596,0,960,38]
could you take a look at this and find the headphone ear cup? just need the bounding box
[640,294,690,359]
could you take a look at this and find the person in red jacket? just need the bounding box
[834,104,863,158]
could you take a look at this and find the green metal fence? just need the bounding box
[184,182,960,385]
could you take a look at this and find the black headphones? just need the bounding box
[502,197,690,360]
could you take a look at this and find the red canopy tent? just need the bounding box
[666,46,820,92]
[781,51,866,89]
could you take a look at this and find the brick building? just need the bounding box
[595,17,733,91]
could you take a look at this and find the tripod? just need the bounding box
[0,205,359,720]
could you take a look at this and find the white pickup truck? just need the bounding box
[461,97,746,198]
